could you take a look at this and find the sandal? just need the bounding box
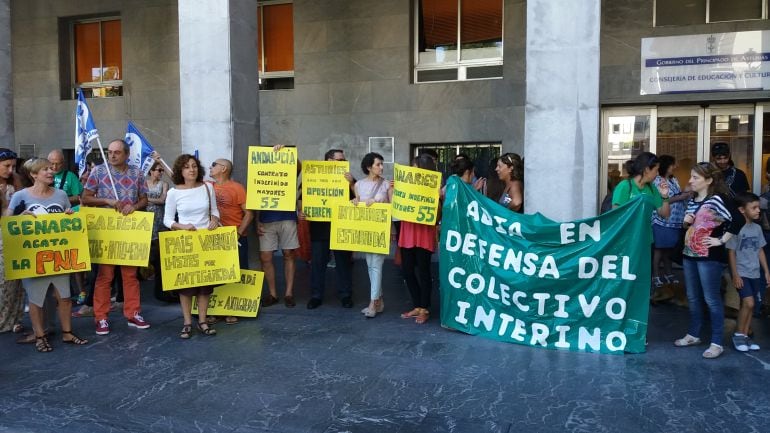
[62,331,89,345]
[415,309,430,325]
[206,316,220,325]
[225,316,239,325]
[400,308,421,319]
[702,343,724,359]
[180,324,192,339]
[674,334,702,347]
[35,335,53,353]
[197,322,217,336]
[12,323,24,333]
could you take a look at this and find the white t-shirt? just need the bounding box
[164,183,219,230]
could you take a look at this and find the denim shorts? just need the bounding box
[738,277,762,299]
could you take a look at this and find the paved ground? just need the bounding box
[1,259,770,433]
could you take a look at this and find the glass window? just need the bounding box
[655,0,706,26]
[709,0,764,22]
[761,112,770,192]
[258,1,294,90]
[656,116,699,187]
[411,142,502,181]
[71,18,123,98]
[416,0,503,82]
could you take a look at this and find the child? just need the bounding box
[726,192,770,352]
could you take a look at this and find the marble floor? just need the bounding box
[1,260,769,433]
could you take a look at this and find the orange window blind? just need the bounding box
[421,0,458,49]
[74,20,122,84]
[461,0,502,45]
[258,3,294,73]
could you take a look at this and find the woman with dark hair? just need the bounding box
[674,162,743,359]
[6,158,89,351]
[494,152,524,212]
[163,154,220,339]
[0,148,25,334]
[399,154,440,324]
[612,151,670,218]
[651,155,691,300]
[354,152,393,318]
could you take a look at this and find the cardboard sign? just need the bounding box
[301,160,350,221]
[330,202,391,254]
[80,207,153,266]
[159,226,241,291]
[192,270,264,317]
[391,163,441,225]
[246,146,298,211]
[2,213,91,279]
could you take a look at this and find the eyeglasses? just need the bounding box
[152,168,164,172]
[211,162,222,168]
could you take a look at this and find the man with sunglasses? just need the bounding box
[304,149,356,309]
[209,159,253,271]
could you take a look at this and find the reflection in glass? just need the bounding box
[460,0,503,61]
[657,117,699,186]
[606,115,650,192]
[711,114,755,188]
[761,113,770,192]
[418,0,458,65]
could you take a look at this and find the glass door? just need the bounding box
[705,106,756,191]
[655,107,702,189]
[600,108,652,200]
[759,104,770,193]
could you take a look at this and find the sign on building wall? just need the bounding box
[640,30,770,95]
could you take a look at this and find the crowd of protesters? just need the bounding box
[1,139,767,360]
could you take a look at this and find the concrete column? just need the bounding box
[178,0,259,184]
[524,0,600,220]
[0,0,13,149]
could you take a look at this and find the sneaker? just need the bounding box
[75,291,87,305]
[664,274,680,285]
[96,319,110,335]
[327,258,336,268]
[733,333,749,352]
[72,305,94,318]
[127,313,150,329]
[747,338,760,351]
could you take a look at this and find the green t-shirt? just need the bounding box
[611,178,663,209]
[53,170,83,198]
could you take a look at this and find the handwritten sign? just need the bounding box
[1,213,91,279]
[192,269,264,317]
[246,146,298,211]
[80,207,153,266]
[159,226,241,291]
[330,202,391,254]
[391,163,442,225]
[301,161,350,221]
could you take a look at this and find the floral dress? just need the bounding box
[0,185,24,332]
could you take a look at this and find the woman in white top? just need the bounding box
[354,152,394,318]
[163,154,220,339]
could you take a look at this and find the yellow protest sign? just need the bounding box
[159,226,241,291]
[192,270,264,318]
[80,207,153,266]
[330,202,391,254]
[301,160,350,221]
[246,146,298,211]
[391,163,442,225]
[1,213,91,280]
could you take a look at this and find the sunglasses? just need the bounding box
[151,168,164,172]
[211,162,223,168]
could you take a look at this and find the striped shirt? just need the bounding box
[683,194,732,260]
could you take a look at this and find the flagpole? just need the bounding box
[93,137,119,201]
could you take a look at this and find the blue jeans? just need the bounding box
[683,258,725,346]
[310,240,352,300]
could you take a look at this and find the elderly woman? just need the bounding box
[355,152,393,318]
[5,158,89,352]
[146,161,169,298]
[163,154,220,339]
[0,148,25,335]
[495,152,524,212]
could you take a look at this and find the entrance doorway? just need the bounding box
[601,104,770,203]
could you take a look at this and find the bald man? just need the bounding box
[209,158,253,269]
[48,149,83,206]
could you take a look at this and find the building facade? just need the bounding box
[1,0,769,219]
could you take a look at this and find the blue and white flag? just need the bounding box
[75,89,99,176]
[125,121,156,175]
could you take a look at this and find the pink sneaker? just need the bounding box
[127,313,150,330]
[96,319,110,335]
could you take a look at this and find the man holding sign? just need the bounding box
[82,139,149,336]
[303,149,356,309]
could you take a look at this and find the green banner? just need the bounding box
[440,177,654,354]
